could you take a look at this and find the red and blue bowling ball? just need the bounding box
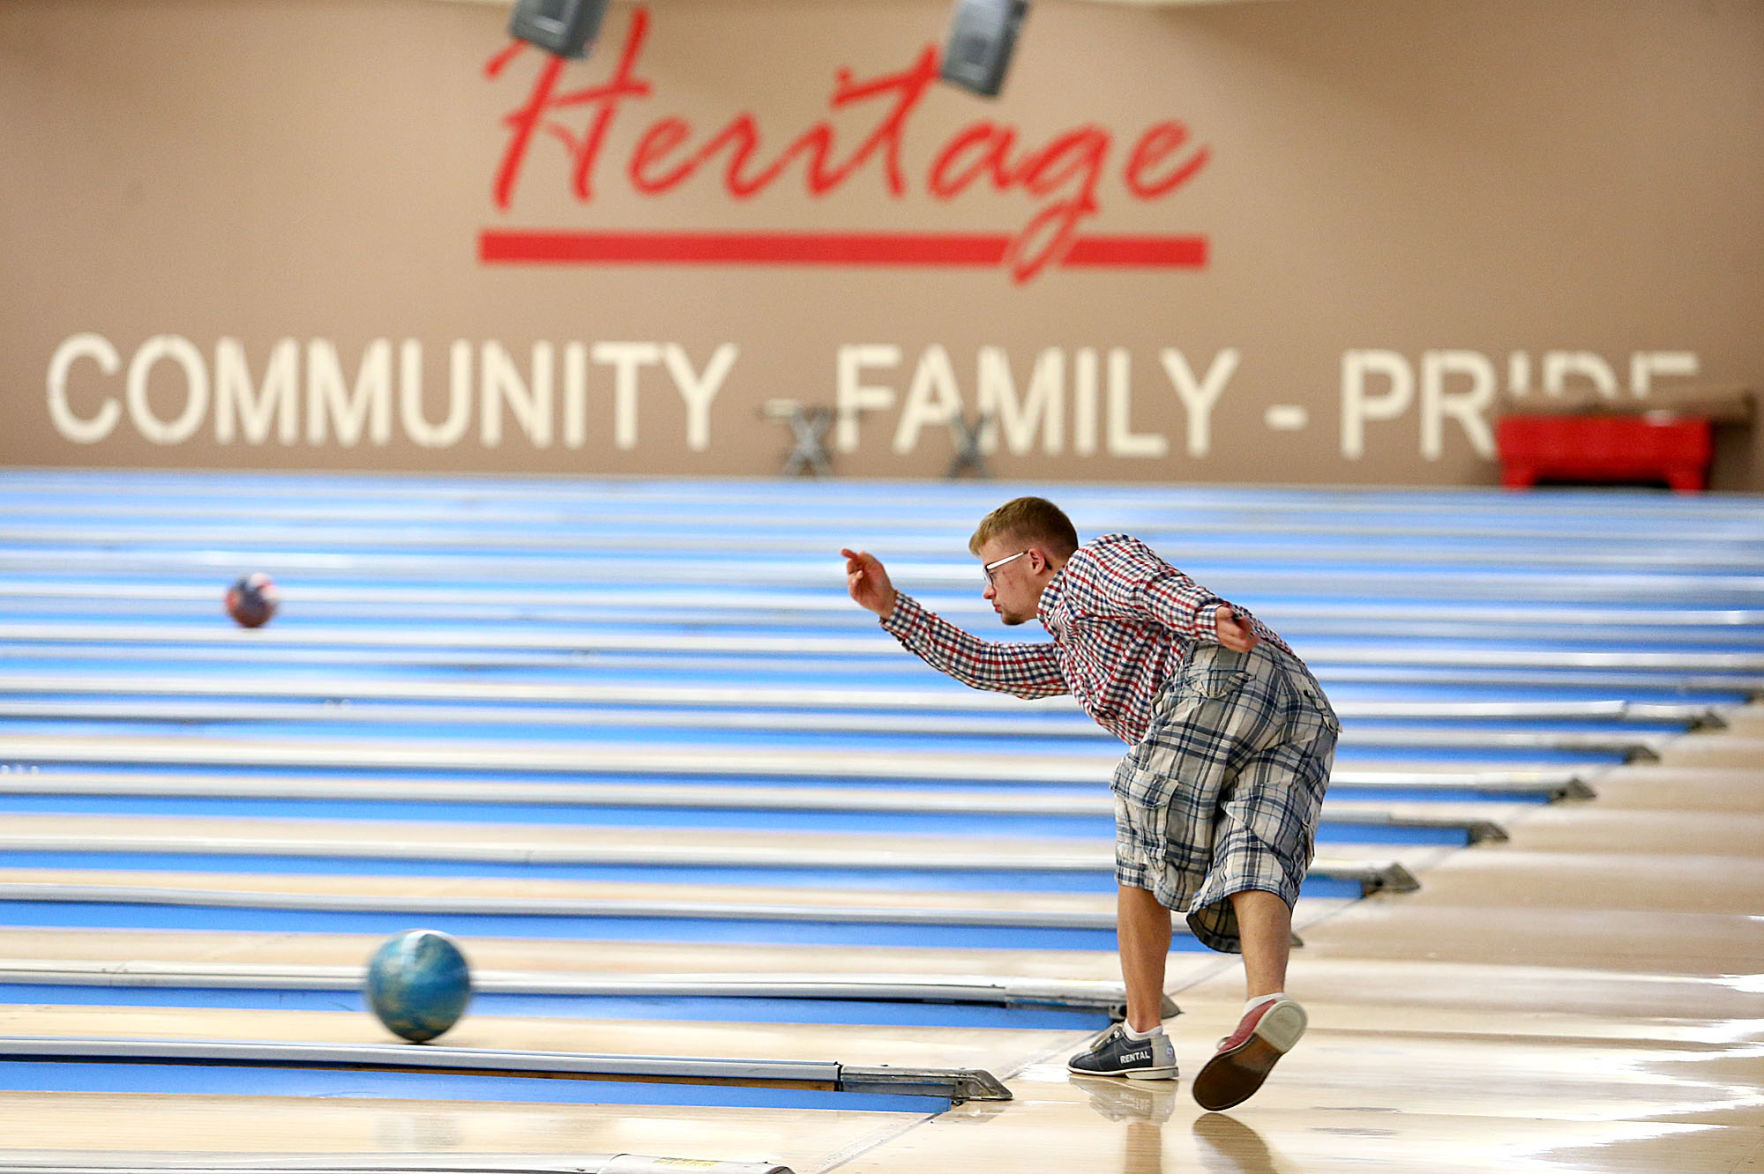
[365,928,472,1043]
[224,572,279,628]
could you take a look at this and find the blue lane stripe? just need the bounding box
[0,852,1113,891]
[0,852,1369,900]
[0,852,1369,899]
[0,984,1105,1030]
[0,762,1564,803]
[5,652,1755,697]
[0,718,1630,766]
[0,603,1759,650]
[0,693,1698,738]
[3,646,1754,686]
[8,620,1764,655]
[0,901,1139,951]
[0,1059,939,1112]
[0,764,1562,807]
[5,541,1760,589]
[1323,783,1550,804]
[3,606,1761,650]
[2,763,1100,798]
[0,794,1474,845]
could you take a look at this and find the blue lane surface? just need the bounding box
[0,692,1703,732]
[0,1060,939,1112]
[0,983,1105,1030]
[0,667,1746,708]
[0,850,1369,897]
[0,793,1477,844]
[5,648,1755,697]
[0,901,1130,951]
[3,470,1759,1108]
[4,605,1763,649]
[0,762,1568,805]
[0,600,1760,651]
[0,718,1631,766]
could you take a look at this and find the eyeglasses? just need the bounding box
[982,550,1030,585]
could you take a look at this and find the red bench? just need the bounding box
[1496,413,1714,493]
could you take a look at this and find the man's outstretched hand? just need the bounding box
[841,548,898,618]
[1215,604,1260,652]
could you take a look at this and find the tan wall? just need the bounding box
[4,0,1761,486]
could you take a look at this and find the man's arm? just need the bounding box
[842,548,1067,699]
[1088,539,1262,652]
[881,594,1068,698]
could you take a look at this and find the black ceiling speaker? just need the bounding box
[940,0,1030,98]
[508,0,611,59]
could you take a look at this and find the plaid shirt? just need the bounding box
[879,533,1293,744]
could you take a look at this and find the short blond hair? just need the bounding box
[969,497,1079,557]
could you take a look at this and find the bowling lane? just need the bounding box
[0,1002,1053,1115]
[0,693,1695,754]
[0,664,1744,721]
[0,774,1519,845]
[0,730,1616,806]
[0,981,1109,1030]
[0,822,1385,932]
[1,582,1762,651]
[5,635,1759,699]
[1,470,1759,1168]
[0,711,1659,766]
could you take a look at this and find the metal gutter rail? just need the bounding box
[0,962,1178,1019]
[0,1155,796,1174]
[0,1035,1012,1105]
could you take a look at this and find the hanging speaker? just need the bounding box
[939,0,1030,98]
[508,0,611,59]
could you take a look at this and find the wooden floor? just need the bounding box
[0,708,1756,1172]
[832,705,1764,1174]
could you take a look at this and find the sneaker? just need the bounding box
[1066,1023,1178,1081]
[1191,996,1307,1111]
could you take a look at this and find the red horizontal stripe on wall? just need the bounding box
[479,230,1208,269]
[1063,235,1209,267]
[481,230,1005,266]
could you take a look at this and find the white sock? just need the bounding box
[1245,992,1285,1014]
[1124,1022,1164,1040]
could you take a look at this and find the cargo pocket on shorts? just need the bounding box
[1112,722,1187,816]
[1192,667,1251,700]
[1183,645,1252,702]
[1293,677,1341,738]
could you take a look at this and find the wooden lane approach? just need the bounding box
[0,814,1422,902]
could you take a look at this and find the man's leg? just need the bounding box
[1118,883,1173,1032]
[1230,888,1291,999]
[1067,882,1180,1079]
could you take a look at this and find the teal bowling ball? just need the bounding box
[365,929,472,1043]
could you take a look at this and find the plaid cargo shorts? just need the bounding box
[1110,641,1339,953]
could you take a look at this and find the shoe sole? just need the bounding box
[1125,1066,1178,1082]
[1191,1001,1307,1111]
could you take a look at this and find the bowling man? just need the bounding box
[843,496,1338,1110]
